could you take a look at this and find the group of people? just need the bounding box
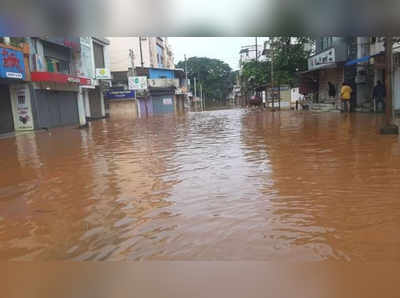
[327,81,386,113]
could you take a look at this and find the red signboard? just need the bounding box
[31,72,91,85]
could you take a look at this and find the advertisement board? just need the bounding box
[96,68,111,80]
[10,85,34,130]
[104,90,136,100]
[128,76,147,90]
[0,47,26,80]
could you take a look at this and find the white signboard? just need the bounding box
[308,48,336,71]
[128,76,147,90]
[96,68,111,80]
[6,72,23,79]
[163,98,173,105]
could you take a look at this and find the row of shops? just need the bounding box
[0,37,110,135]
[106,67,186,118]
[299,37,400,114]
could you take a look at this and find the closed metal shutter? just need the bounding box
[35,91,79,128]
[151,95,174,114]
[88,89,102,118]
[0,85,14,134]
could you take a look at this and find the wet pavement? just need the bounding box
[1,109,400,261]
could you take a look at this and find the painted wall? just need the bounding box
[148,68,175,79]
[108,100,138,118]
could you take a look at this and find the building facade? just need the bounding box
[301,37,356,106]
[108,37,174,73]
[0,37,111,134]
[78,37,111,121]
[239,44,265,68]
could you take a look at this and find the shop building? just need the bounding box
[79,37,111,121]
[301,37,356,105]
[27,37,89,129]
[135,68,180,117]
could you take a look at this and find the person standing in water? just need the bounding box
[340,81,352,113]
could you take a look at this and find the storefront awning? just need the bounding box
[345,56,370,66]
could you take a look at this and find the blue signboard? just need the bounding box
[0,47,25,80]
[104,90,136,100]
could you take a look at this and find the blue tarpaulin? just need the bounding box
[345,56,370,66]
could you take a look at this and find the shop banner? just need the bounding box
[0,47,26,80]
[104,90,136,100]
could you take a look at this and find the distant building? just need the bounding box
[239,44,265,68]
[108,37,174,73]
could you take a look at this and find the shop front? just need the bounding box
[104,90,137,118]
[30,72,90,129]
[0,44,28,134]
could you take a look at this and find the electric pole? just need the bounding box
[271,40,275,111]
[139,36,144,68]
[184,54,188,91]
[200,84,203,111]
[194,77,197,98]
[381,36,399,134]
[255,37,258,63]
[129,49,135,75]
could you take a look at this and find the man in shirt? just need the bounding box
[340,82,352,113]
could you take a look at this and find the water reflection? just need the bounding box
[1,110,400,261]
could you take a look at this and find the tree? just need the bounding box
[267,37,313,87]
[176,57,234,104]
[240,60,271,94]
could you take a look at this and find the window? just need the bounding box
[45,57,70,74]
[17,95,25,106]
[93,42,105,69]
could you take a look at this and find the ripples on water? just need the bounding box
[1,109,400,261]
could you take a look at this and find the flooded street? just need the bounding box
[1,109,400,261]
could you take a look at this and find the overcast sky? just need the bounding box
[168,37,268,70]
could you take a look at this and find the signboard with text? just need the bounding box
[0,48,26,80]
[96,68,111,80]
[128,76,147,90]
[308,48,336,71]
[104,90,136,100]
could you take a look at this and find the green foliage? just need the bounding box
[267,37,313,87]
[176,57,234,103]
[239,37,312,93]
[240,61,271,94]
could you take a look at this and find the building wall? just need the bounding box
[149,69,175,79]
[108,37,174,72]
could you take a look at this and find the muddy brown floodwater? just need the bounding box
[1,109,400,261]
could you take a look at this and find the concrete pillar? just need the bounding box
[99,87,106,117]
[84,90,91,118]
[77,88,87,126]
